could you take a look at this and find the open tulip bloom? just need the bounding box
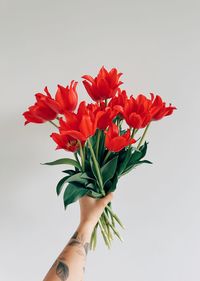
[22,66,176,249]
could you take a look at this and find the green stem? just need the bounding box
[78,140,85,171]
[128,127,137,149]
[101,214,109,236]
[49,120,59,129]
[74,152,81,169]
[137,122,150,149]
[107,203,115,227]
[88,138,105,196]
[99,217,110,248]
[102,150,112,165]
[102,212,113,243]
[93,224,98,250]
[90,228,95,250]
[90,223,98,250]
[105,205,125,229]
[95,129,101,158]
[103,211,123,242]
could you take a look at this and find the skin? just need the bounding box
[43,192,114,281]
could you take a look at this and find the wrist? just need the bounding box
[76,221,94,241]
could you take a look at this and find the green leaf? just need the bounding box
[97,130,106,163]
[138,160,153,164]
[89,158,99,182]
[87,189,102,198]
[117,148,132,175]
[80,172,96,181]
[126,142,148,167]
[66,172,88,185]
[62,169,77,175]
[56,176,70,196]
[41,158,81,170]
[139,141,148,158]
[63,183,89,208]
[121,159,153,176]
[104,175,118,193]
[86,182,100,193]
[101,156,118,185]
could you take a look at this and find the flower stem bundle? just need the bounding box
[22,66,176,249]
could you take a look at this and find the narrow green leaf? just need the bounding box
[139,141,148,158]
[121,158,152,176]
[63,183,89,208]
[101,156,118,185]
[86,182,100,193]
[56,176,70,196]
[104,175,118,193]
[80,172,96,181]
[66,172,88,185]
[87,189,102,198]
[126,142,149,168]
[138,160,153,164]
[41,158,81,170]
[89,158,99,182]
[62,169,77,175]
[117,148,132,175]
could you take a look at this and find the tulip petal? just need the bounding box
[64,130,86,142]
[79,115,93,138]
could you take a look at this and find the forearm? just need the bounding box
[43,222,93,281]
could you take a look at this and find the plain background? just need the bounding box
[0,0,200,280]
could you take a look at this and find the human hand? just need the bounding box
[78,192,114,233]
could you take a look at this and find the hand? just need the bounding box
[78,192,114,233]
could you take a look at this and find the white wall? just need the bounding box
[0,0,200,280]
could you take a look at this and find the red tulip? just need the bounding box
[55,80,78,113]
[105,123,136,152]
[108,89,129,118]
[50,132,81,152]
[87,101,118,130]
[97,107,118,130]
[124,94,152,129]
[57,101,104,142]
[82,66,123,101]
[23,87,60,125]
[149,93,177,121]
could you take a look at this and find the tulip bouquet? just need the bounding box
[22,66,176,249]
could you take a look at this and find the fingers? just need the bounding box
[98,192,114,208]
[105,192,114,203]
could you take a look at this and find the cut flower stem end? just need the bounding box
[90,205,125,250]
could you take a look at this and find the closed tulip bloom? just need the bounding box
[82,66,123,101]
[124,94,152,129]
[149,93,177,121]
[23,88,60,125]
[105,123,136,152]
[50,132,81,152]
[55,80,78,113]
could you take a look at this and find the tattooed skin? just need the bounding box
[46,258,69,281]
[67,231,90,256]
[56,260,69,281]
[43,230,89,281]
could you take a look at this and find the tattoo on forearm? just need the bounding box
[49,258,69,281]
[67,231,90,256]
[56,260,69,281]
[45,230,89,281]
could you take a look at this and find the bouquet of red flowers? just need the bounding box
[22,66,176,249]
